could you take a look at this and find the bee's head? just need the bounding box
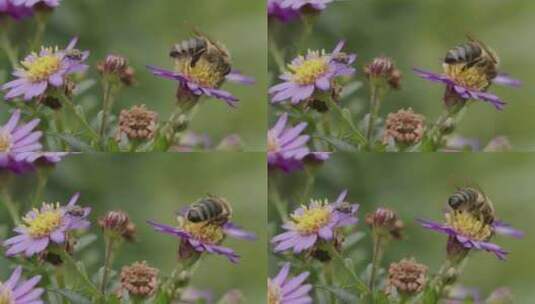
[185,208,202,223]
[448,195,463,209]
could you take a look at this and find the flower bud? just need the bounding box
[365,207,404,239]
[365,56,402,90]
[98,210,136,241]
[384,108,426,146]
[120,261,159,298]
[97,54,136,86]
[117,104,159,141]
[387,258,428,296]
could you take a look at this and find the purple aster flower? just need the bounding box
[0,0,32,19]
[3,193,91,257]
[146,67,253,108]
[147,219,256,263]
[268,263,312,304]
[272,190,359,254]
[2,37,89,101]
[268,0,299,23]
[0,266,44,304]
[280,0,333,10]
[417,211,521,260]
[268,113,310,172]
[10,0,59,8]
[269,41,356,105]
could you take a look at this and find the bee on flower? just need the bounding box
[414,35,521,110]
[271,190,359,254]
[3,193,91,257]
[269,41,356,106]
[147,195,256,263]
[1,37,89,101]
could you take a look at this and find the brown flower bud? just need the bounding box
[387,258,428,295]
[384,108,426,145]
[365,207,404,239]
[98,210,136,241]
[364,56,402,89]
[120,261,159,298]
[120,67,136,86]
[97,54,136,86]
[118,104,158,141]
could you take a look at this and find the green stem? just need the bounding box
[55,266,66,304]
[327,244,369,296]
[60,94,99,141]
[31,13,47,51]
[0,30,18,68]
[268,176,288,223]
[302,168,315,202]
[366,84,384,149]
[1,186,20,226]
[53,110,68,151]
[369,233,384,293]
[99,80,118,142]
[268,36,286,73]
[100,237,115,294]
[57,249,101,298]
[326,97,367,147]
[32,169,49,207]
[323,262,336,304]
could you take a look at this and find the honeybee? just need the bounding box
[65,206,86,217]
[181,195,232,226]
[169,30,232,77]
[444,35,499,86]
[447,186,495,225]
[65,49,84,61]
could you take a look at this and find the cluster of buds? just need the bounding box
[365,207,404,239]
[383,108,426,146]
[97,54,136,86]
[119,261,159,298]
[364,56,402,90]
[117,104,159,141]
[98,210,136,241]
[387,258,428,296]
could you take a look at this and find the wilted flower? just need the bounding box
[3,193,91,257]
[365,207,404,239]
[268,113,310,173]
[120,261,159,298]
[117,104,159,141]
[2,37,89,101]
[387,258,428,296]
[0,266,44,304]
[418,210,522,260]
[147,65,253,108]
[99,210,136,241]
[365,56,402,89]
[0,0,32,19]
[269,41,356,105]
[97,54,136,86]
[268,263,312,304]
[383,108,426,146]
[272,190,359,254]
[147,218,256,263]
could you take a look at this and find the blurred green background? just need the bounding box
[1,0,267,151]
[269,153,535,302]
[0,153,267,302]
[269,0,535,150]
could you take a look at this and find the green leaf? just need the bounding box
[340,81,363,99]
[422,285,439,304]
[317,136,358,152]
[74,234,98,252]
[53,133,95,152]
[73,79,97,96]
[322,286,358,303]
[48,288,92,304]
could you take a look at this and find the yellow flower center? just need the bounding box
[0,132,12,152]
[22,53,61,82]
[289,54,329,85]
[175,57,226,88]
[445,211,492,241]
[443,63,490,91]
[267,279,281,304]
[182,221,225,244]
[0,284,14,304]
[267,133,280,152]
[23,203,63,238]
[292,200,332,235]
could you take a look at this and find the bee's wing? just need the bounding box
[466,33,498,63]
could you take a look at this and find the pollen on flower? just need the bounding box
[23,203,62,238]
[175,57,226,88]
[182,221,225,244]
[0,132,12,152]
[267,279,281,304]
[445,211,492,241]
[0,285,13,304]
[22,53,61,82]
[443,63,490,91]
[292,200,331,235]
[290,53,329,85]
